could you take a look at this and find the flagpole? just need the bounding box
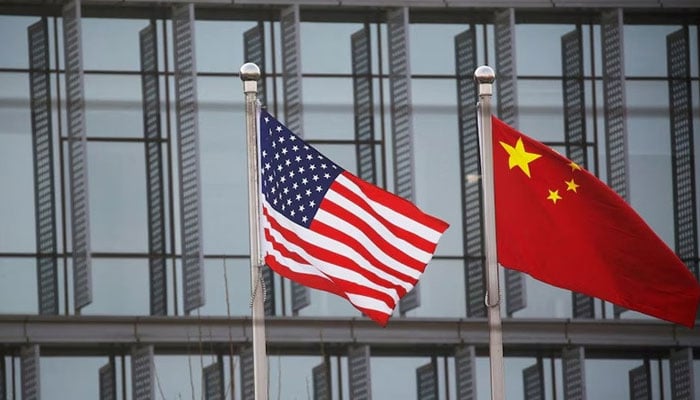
[240,62,268,400]
[475,65,506,400]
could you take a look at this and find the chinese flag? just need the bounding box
[492,117,700,327]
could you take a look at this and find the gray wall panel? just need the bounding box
[562,347,586,400]
[455,346,476,400]
[140,22,168,317]
[281,5,303,136]
[561,27,595,319]
[387,7,419,315]
[240,346,254,400]
[667,27,699,280]
[416,360,438,400]
[312,359,331,400]
[455,28,486,318]
[348,345,372,400]
[21,345,40,400]
[203,362,224,400]
[28,18,59,315]
[131,346,155,400]
[523,360,544,400]
[628,363,651,400]
[243,22,267,107]
[63,0,93,312]
[670,348,694,400]
[173,3,205,314]
[352,25,377,185]
[494,8,526,316]
[99,360,116,400]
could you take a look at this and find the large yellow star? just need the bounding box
[547,189,562,204]
[499,137,541,178]
[565,178,580,193]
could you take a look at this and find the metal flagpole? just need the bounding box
[240,62,269,400]
[475,65,506,400]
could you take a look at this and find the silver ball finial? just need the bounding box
[474,65,495,84]
[240,62,261,81]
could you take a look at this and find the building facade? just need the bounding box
[0,0,699,398]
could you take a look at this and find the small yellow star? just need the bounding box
[569,161,582,171]
[499,137,542,178]
[547,189,562,204]
[565,178,580,193]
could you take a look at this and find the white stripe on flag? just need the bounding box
[263,201,413,292]
[335,174,444,243]
[262,205,402,303]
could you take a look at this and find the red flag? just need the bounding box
[492,116,700,327]
[259,110,449,326]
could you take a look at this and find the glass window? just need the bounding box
[371,357,433,399]
[81,258,150,315]
[0,73,35,252]
[197,76,248,255]
[42,357,107,399]
[412,78,462,256]
[198,259,252,317]
[0,16,43,69]
[300,23,363,74]
[517,79,566,142]
[625,80,675,247]
[84,74,144,138]
[0,258,39,314]
[515,24,576,76]
[624,25,682,77]
[86,142,149,253]
[195,20,256,73]
[410,24,470,75]
[82,19,146,71]
[302,77,355,141]
[402,259,465,318]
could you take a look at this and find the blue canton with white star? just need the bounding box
[260,110,344,228]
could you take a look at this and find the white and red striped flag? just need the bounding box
[258,110,449,326]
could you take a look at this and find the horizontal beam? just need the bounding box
[0,315,696,359]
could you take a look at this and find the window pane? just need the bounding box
[0,258,39,314]
[82,19,145,71]
[84,74,144,138]
[624,25,682,76]
[81,258,149,315]
[300,23,363,74]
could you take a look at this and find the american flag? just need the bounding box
[258,110,449,326]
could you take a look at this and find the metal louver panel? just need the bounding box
[203,361,224,400]
[131,346,155,400]
[561,26,595,319]
[99,360,116,400]
[261,265,275,316]
[667,27,699,281]
[523,359,544,400]
[291,280,310,315]
[602,9,630,320]
[21,345,40,400]
[243,22,266,107]
[28,18,59,315]
[601,9,629,201]
[670,348,694,400]
[348,345,372,400]
[494,8,526,316]
[312,359,331,400]
[352,24,376,185]
[455,27,485,318]
[562,347,586,400]
[494,8,518,127]
[0,354,5,400]
[140,22,167,317]
[416,360,438,400]
[280,5,309,313]
[281,5,303,136]
[63,0,92,312]
[387,8,419,315]
[628,363,651,400]
[455,346,476,400]
[240,346,254,400]
[172,3,205,314]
